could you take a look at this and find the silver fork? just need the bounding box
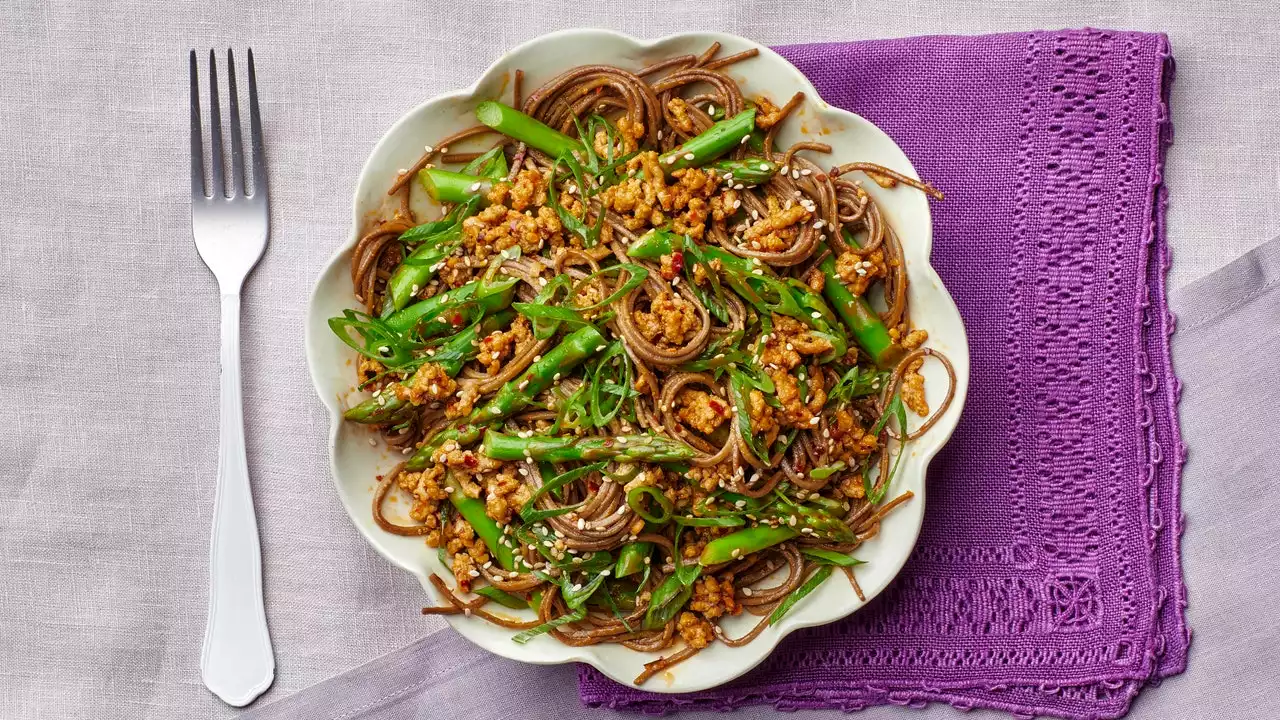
[189,48,274,707]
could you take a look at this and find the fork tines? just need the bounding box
[189,48,266,201]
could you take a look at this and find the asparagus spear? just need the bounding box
[708,158,779,186]
[383,276,518,335]
[384,227,462,313]
[420,168,492,205]
[474,101,582,160]
[614,541,652,578]
[817,244,903,368]
[699,526,797,565]
[481,432,695,463]
[658,109,755,172]
[405,325,608,469]
[443,472,516,571]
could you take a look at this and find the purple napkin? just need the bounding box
[580,29,1187,720]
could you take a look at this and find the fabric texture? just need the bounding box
[575,30,1187,719]
[4,3,1280,719]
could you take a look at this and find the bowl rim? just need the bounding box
[305,27,971,693]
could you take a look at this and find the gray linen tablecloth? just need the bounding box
[1,2,1277,719]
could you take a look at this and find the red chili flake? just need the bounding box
[587,478,600,493]
[463,453,478,468]
[707,398,725,414]
[451,312,463,326]
[603,439,615,448]
[671,250,684,273]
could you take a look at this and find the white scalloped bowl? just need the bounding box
[305,29,969,693]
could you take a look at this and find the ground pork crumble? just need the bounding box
[742,195,810,252]
[674,388,731,435]
[633,292,699,346]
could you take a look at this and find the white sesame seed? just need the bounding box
[742,587,754,596]
[786,343,794,351]
[739,135,749,145]
[468,569,480,577]
[809,416,820,425]
[572,583,582,592]
[469,182,482,192]
[801,168,812,176]
[614,505,627,516]
[792,170,801,180]
[617,436,628,444]
[368,437,377,446]
[518,380,529,390]
[780,165,790,174]
[508,571,519,578]
[577,518,586,530]
[731,548,742,558]
[410,284,419,295]
[683,152,695,161]
[657,130,664,140]
[398,167,407,174]
[463,608,472,617]
[811,311,822,318]
[533,355,542,362]
[483,561,492,569]
[732,199,741,209]
[440,146,449,153]
[707,104,716,115]
[595,344,607,352]
[752,269,763,275]
[759,163,770,171]
[377,346,389,353]
[424,145,434,153]
[734,183,745,190]
[553,372,562,380]
[665,155,676,165]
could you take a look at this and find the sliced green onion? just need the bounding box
[627,486,673,524]
[800,549,866,567]
[520,462,607,519]
[808,461,847,481]
[512,606,587,643]
[474,585,529,609]
[673,515,746,528]
[768,565,834,625]
[460,146,509,180]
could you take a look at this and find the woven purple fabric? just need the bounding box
[579,30,1187,720]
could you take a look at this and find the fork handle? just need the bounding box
[201,291,275,706]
